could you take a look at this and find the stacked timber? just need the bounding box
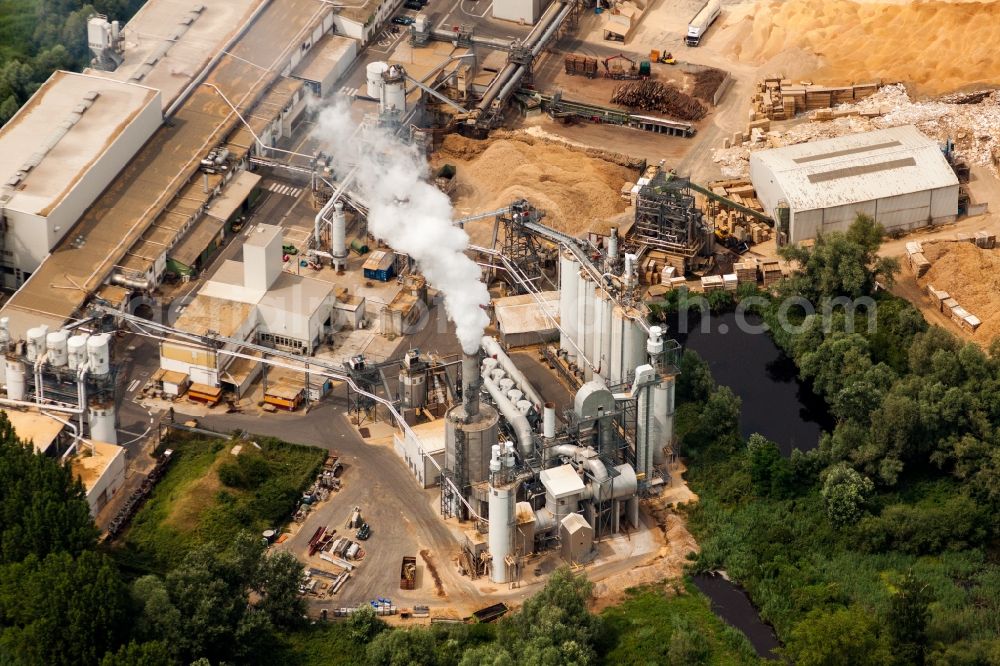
[723,274,738,291]
[564,54,599,77]
[733,261,757,284]
[701,275,725,292]
[761,261,782,287]
[750,78,881,121]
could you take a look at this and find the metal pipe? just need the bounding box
[76,361,89,437]
[480,336,544,410]
[483,374,533,456]
[0,397,82,415]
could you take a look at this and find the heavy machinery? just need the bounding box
[602,53,647,80]
[649,49,676,65]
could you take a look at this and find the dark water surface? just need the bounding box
[692,573,780,659]
[671,311,833,455]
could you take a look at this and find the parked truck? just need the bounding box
[400,556,417,590]
[686,0,721,46]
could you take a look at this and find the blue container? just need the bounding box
[594,6,603,13]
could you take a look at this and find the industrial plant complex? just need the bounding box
[0,0,994,629]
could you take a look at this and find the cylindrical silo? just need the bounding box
[68,335,88,371]
[628,316,648,377]
[653,376,676,466]
[88,401,117,444]
[543,402,556,439]
[366,61,389,98]
[380,64,406,113]
[583,283,596,379]
[26,327,46,362]
[5,360,25,400]
[591,293,606,378]
[330,201,347,270]
[575,269,588,366]
[488,479,515,584]
[46,331,69,367]
[559,252,579,362]
[609,306,626,386]
[86,334,111,375]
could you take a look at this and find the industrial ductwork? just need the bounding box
[481,336,544,410]
[483,371,533,457]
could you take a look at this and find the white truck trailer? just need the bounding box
[686,0,721,46]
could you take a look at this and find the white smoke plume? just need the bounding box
[311,98,490,355]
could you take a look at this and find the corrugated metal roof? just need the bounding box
[749,126,959,212]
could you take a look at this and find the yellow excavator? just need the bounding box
[649,49,677,65]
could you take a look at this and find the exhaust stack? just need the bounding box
[462,352,480,418]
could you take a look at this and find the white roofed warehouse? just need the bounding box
[749,125,959,244]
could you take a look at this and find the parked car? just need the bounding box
[392,15,415,25]
[403,0,422,10]
[357,523,371,540]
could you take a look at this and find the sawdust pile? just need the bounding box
[716,0,1000,96]
[437,133,634,243]
[919,242,1000,343]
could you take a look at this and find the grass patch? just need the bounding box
[275,623,366,666]
[598,580,764,665]
[116,432,324,573]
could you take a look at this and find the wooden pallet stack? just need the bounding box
[761,261,782,287]
[564,54,599,77]
[733,260,758,285]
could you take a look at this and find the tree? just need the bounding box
[677,349,714,404]
[497,567,602,666]
[99,641,176,666]
[820,464,874,527]
[347,606,387,644]
[684,386,742,456]
[778,214,898,301]
[886,571,932,666]
[367,626,438,666]
[667,619,710,665]
[254,551,306,628]
[0,412,97,564]
[0,550,129,665]
[782,605,889,666]
[747,433,794,498]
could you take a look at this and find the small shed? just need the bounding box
[559,513,593,564]
[152,368,190,397]
[363,250,396,282]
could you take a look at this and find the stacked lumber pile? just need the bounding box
[611,80,707,121]
[564,54,599,77]
[750,78,881,121]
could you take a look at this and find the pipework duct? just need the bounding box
[483,374,533,457]
[480,336,544,410]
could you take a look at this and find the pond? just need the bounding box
[671,310,833,456]
[692,572,780,660]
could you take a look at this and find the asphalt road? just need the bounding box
[199,395,480,612]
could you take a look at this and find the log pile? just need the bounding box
[611,80,707,121]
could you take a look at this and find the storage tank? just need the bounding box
[366,61,389,98]
[5,360,25,400]
[575,273,590,371]
[46,330,69,367]
[488,477,515,584]
[380,64,407,113]
[86,334,111,375]
[67,335,88,371]
[609,306,627,385]
[558,252,579,362]
[88,401,117,444]
[399,366,427,409]
[652,376,676,466]
[26,326,47,362]
[330,201,347,270]
[591,293,607,378]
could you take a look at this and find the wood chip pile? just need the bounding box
[692,68,727,102]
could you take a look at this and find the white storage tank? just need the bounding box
[88,402,117,444]
[380,65,407,113]
[46,331,69,367]
[5,360,25,401]
[488,481,514,583]
[86,334,111,375]
[68,335,89,371]
[26,327,47,362]
[366,61,389,98]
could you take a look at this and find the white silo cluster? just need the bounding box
[559,250,647,386]
[367,61,407,121]
[1,324,116,444]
